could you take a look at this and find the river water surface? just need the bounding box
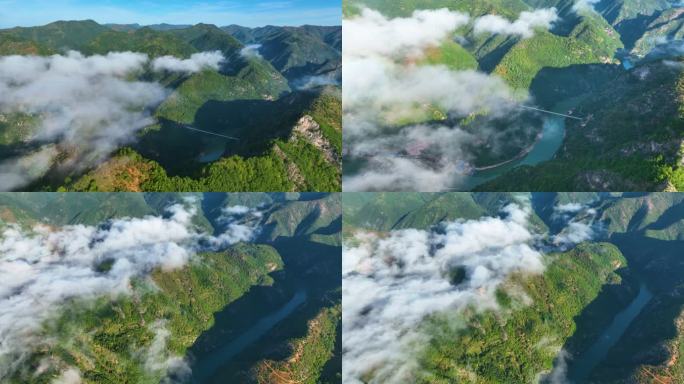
[183,238,341,384]
[189,289,308,382]
[458,116,565,190]
[567,283,654,382]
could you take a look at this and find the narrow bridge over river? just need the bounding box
[180,124,240,140]
[519,105,583,120]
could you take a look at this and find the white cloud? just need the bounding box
[551,201,587,222]
[343,61,516,132]
[239,44,263,59]
[210,205,263,248]
[664,59,684,69]
[292,74,340,90]
[343,8,470,58]
[0,50,225,190]
[0,203,261,379]
[343,155,462,192]
[342,56,521,191]
[551,202,600,249]
[51,368,82,384]
[573,0,600,13]
[555,202,585,213]
[0,146,58,191]
[152,51,224,73]
[222,205,252,215]
[554,221,594,247]
[342,7,554,191]
[142,320,192,382]
[473,8,558,38]
[342,204,544,383]
[546,349,571,384]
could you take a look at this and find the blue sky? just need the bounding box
[0,0,341,28]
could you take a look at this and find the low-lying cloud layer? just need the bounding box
[474,9,559,38]
[343,7,557,191]
[239,44,263,59]
[551,201,600,249]
[573,0,601,13]
[343,8,470,58]
[152,51,224,73]
[0,202,258,379]
[292,74,340,90]
[0,50,224,191]
[342,204,544,383]
[143,320,192,383]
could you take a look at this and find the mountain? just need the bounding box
[105,23,194,32]
[0,192,341,384]
[595,0,673,25]
[83,26,199,57]
[0,20,341,192]
[67,86,341,193]
[222,25,342,81]
[0,19,110,51]
[0,33,52,55]
[342,192,684,383]
[343,0,684,191]
[481,59,684,191]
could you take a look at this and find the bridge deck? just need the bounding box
[180,125,239,140]
[519,105,583,120]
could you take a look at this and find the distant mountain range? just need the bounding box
[102,22,343,80]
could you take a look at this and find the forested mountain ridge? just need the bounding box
[342,192,684,383]
[0,20,341,192]
[0,192,342,383]
[342,0,684,191]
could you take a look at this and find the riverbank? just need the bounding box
[473,131,543,172]
[567,283,654,382]
[184,238,341,383]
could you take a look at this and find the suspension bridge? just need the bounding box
[519,105,584,120]
[179,125,240,140]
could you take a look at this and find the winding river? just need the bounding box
[459,116,566,190]
[189,289,308,382]
[566,283,653,382]
[457,56,639,190]
[180,238,341,384]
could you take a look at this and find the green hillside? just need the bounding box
[480,59,684,191]
[221,25,342,81]
[629,8,684,56]
[84,27,197,57]
[418,242,631,384]
[342,0,684,191]
[596,0,672,25]
[8,245,284,384]
[2,20,109,51]
[0,34,53,55]
[0,20,341,192]
[421,40,479,71]
[494,30,605,89]
[341,192,684,383]
[67,88,341,192]
[493,11,622,88]
[0,192,342,384]
[155,66,289,124]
